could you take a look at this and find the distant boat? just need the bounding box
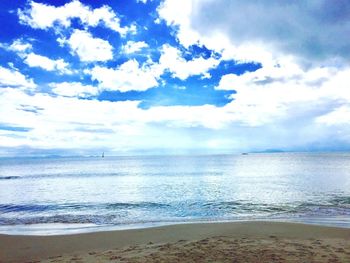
[241,152,248,155]
[102,152,104,158]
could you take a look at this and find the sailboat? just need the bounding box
[102,152,104,158]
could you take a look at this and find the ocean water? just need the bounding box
[0,153,350,235]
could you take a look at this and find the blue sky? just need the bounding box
[0,0,350,156]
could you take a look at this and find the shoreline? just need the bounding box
[1,221,350,262]
[1,216,350,236]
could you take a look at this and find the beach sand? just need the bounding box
[1,221,350,262]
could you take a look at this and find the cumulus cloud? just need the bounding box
[157,0,195,47]
[159,0,350,65]
[122,41,149,54]
[203,1,350,64]
[316,106,350,125]
[0,39,33,58]
[2,0,350,155]
[88,60,159,92]
[216,59,304,91]
[157,0,274,65]
[50,82,98,97]
[215,59,350,127]
[8,39,33,53]
[87,44,220,91]
[18,0,131,36]
[1,39,72,74]
[158,44,220,80]
[24,53,71,74]
[2,81,350,154]
[0,88,230,153]
[59,29,113,62]
[157,0,350,136]
[0,66,36,90]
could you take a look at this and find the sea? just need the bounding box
[0,153,350,235]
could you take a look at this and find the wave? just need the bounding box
[0,202,169,214]
[0,197,349,226]
[329,196,350,205]
[1,198,349,215]
[106,202,170,209]
[200,201,291,213]
[0,214,114,225]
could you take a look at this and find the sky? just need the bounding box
[0,0,350,156]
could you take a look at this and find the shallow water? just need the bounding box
[0,153,350,234]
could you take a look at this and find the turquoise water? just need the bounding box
[0,153,350,234]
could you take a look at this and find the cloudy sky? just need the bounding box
[0,0,350,156]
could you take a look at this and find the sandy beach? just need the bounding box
[0,221,349,262]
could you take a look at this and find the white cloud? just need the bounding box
[18,0,131,36]
[87,44,220,92]
[157,0,196,48]
[0,66,36,90]
[0,39,32,58]
[316,106,350,126]
[24,53,71,74]
[158,0,350,66]
[157,0,275,66]
[122,41,149,54]
[89,60,159,92]
[2,69,350,154]
[215,60,350,127]
[157,0,350,134]
[1,39,72,74]
[3,0,350,155]
[158,44,220,80]
[8,39,33,53]
[0,88,229,152]
[190,0,350,65]
[216,58,304,91]
[50,82,98,97]
[174,85,186,90]
[60,29,113,62]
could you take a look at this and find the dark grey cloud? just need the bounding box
[191,0,350,64]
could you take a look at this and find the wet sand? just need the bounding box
[0,221,350,262]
